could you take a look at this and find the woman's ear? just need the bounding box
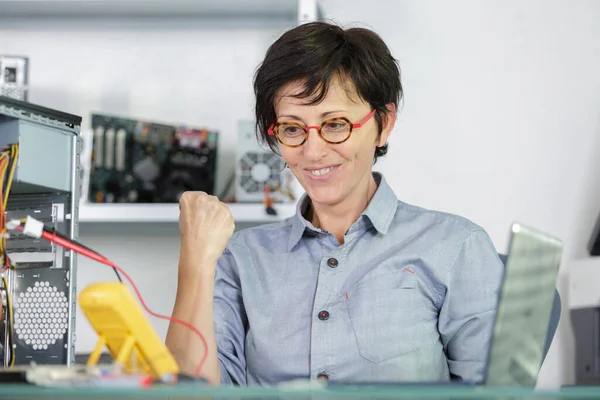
[377,103,397,147]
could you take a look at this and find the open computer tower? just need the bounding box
[0,95,81,367]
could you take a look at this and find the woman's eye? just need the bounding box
[282,126,303,135]
[325,121,348,131]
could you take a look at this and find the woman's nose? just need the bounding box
[303,126,328,159]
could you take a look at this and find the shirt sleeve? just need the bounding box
[437,228,504,383]
[214,247,248,385]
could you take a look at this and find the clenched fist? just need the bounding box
[178,191,235,267]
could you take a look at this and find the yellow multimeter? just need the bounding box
[78,282,180,379]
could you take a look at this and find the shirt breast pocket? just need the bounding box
[346,270,426,364]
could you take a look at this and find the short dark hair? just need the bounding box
[253,21,402,163]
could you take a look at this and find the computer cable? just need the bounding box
[0,144,18,367]
[0,276,14,367]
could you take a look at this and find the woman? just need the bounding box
[166,21,503,386]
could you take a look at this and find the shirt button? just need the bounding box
[317,372,329,381]
[326,257,338,268]
[318,310,330,320]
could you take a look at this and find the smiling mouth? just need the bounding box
[308,166,337,176]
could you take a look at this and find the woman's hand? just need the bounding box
[178,191,235,269]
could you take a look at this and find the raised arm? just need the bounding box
[165,192,235,384]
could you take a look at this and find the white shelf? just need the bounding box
[0,0,300,19]
[77,202,297,223]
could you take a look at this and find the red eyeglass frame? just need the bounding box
[267,109,376,147]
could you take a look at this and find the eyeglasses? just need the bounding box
[267,109,376,147]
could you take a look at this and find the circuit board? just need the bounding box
[89,114,218,203]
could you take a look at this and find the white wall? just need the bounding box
[2,0,600,389]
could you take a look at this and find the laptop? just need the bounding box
[483,222,563,386]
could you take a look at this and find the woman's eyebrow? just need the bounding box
[278,110,347,120]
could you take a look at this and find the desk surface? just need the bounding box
[0,383,599,399]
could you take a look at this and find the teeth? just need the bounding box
[311,167,333,176]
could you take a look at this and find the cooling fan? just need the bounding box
[235,120,293,203]
[237,151,284,197]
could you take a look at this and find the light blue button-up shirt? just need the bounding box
[214,173,503,386]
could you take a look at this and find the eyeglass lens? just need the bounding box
[277,119,351,145]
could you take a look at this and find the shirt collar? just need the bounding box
[287,172,398,251]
